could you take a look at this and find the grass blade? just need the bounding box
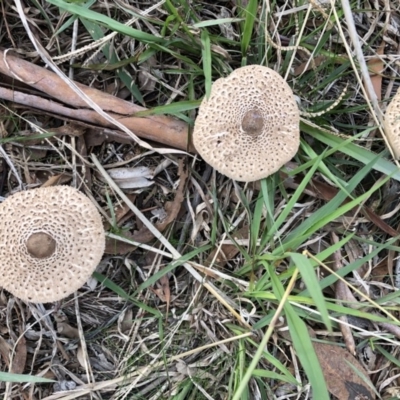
[201,29,212,98]
[0,372,54,383]
[268,265,330,400]
[240,0,258,57]
[290,252,332,331]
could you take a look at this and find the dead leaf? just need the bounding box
[40,173,72,188]
[76,345,86,369]
[283,172,399,237]
[56,321,80,339]
[54,311,80,339]
[331,232,357,355]
[313,341,375,400]
[206,225,249,268]
[152,274,171,320]
[105,231,139,254]
[293,55,326,76]
[156,158,188,230]
[106,166,154,189]
[11,335,27,374]
[0,336,11,367]
[118,308,133,334]
[103,194,136,231]
[361,206,399,237]
[367,41,385,102]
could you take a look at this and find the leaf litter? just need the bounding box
[1,0,400,399]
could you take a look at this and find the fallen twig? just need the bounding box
[0,50,194,151]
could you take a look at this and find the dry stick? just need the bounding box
[6,0,176,156]
[0,51,193,152]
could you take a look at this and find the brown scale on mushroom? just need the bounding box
[0,186,105,303]
[384,87,400,159]
[193,65,300,182]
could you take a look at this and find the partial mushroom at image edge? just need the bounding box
[384,87,400,159]
[192,64,300,182]
[0,185,105,303]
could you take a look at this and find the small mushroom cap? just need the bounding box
[193,65,300,182]
[0,186,105,303]
[384,88,400,159]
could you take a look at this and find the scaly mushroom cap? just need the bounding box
[0,186,105,303]
[384,87,400,159]
[193,65,300,182]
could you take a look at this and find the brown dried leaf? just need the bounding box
[361,206,399,237]
[40,173,72,188]
[156,158,188,230]
[332,233,357,355]
[286,173,399,237]
[367,41,385,101]
[206,225,249,268]
[0,336,11,367]
[49,123,86,137]
[337,315,356,356]
[56,321,80,339]
[11,336,27,374]
[292,55,326,76]
[103,194,136,231]
[119,308,133,334]
[138,56,157,92]
[313,341,375,400]
[153,275,171,319]
[371,258,389,281]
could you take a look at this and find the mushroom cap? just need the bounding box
[193,65,300,182]
[384,87,400,159]
[0,186,105,303]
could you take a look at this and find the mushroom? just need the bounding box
[193,65,300,182]
[0,186,105,303]
[384,88,400,158]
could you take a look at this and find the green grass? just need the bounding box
[2,0,400,398]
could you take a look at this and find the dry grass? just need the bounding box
[1,0,400,399]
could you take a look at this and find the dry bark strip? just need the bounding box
[0,50,193,152]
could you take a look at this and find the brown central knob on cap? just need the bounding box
[26,232,56,259]
[242,109,264,136]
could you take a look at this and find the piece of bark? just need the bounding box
[0,50,193,152]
